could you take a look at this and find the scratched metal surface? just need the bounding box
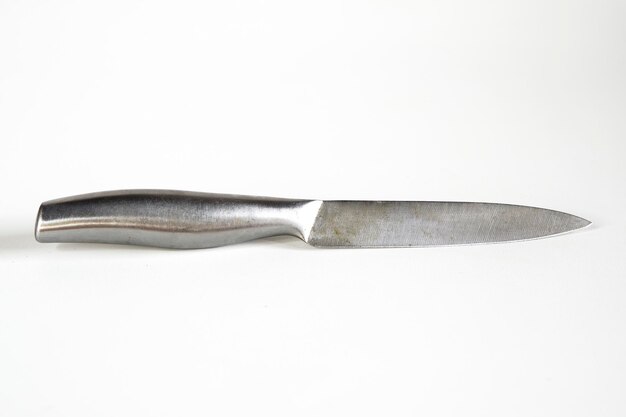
[306,201,590,247]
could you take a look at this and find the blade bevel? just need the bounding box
[306,201,590,248]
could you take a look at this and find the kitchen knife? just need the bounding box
[35,190,590,249]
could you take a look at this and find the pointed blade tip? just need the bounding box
[572,215,592,230]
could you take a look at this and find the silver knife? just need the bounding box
[35,190,590,249]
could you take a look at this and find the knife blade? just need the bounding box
[35,190,590,249]
[307,200,589,247]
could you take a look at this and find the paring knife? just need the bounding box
[35,190,590,249]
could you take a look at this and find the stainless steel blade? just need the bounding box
[306,201,590,247]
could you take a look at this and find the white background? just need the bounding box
[1,0,625,416]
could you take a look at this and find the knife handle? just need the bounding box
[35,190,320,249]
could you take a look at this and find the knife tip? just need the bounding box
[566,213,592,233]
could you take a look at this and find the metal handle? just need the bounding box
[35,190,321,249]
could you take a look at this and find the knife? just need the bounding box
[34,190,590,249]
